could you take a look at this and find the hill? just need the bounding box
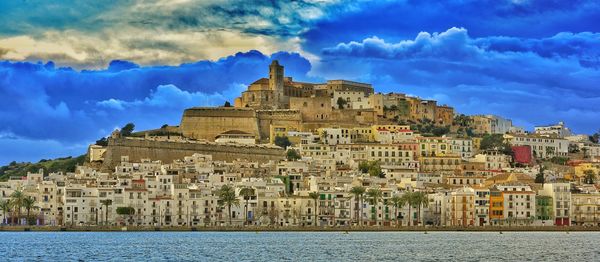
[0,155,87,181]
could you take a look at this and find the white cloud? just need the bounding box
[96,83,246,110]
[0,0,343,69]
[0,29,301,69]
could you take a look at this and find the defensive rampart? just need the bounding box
[256,109,302,142]
[180,107,260,141]
[103,138,285,169]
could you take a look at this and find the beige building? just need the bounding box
[445,187,476,226]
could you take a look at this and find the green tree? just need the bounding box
[590,130,600,144]
[389,195,406,227]
[100,199,112,226]
[10,190,24,225]
[350,186,366,225]
[223,101,232,107]
[368,163,383,178]
[0,199,11,225]
[480,134,512,155]
[431,126,450,137]
[95,137,108,146]
[308,192,320,226]
[358,161,384,177]
[22,196,36,225]
[218,185,240,226]
[239,187,255,226]
[336,97,348,109]
[452,114,473,127]
[120,123,135,137]
[286,149,301,161]
[358,161,370,173]
[274,136,291,148]
[116,206,135,225]
[584,170,596,184]
[366,188,383,225]
[535,165,545,184]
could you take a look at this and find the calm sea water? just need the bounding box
[0,231,597,261]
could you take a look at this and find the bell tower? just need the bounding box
[269,60,284,108]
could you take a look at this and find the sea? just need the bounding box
[0,231,596,261]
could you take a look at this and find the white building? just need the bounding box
[504,134,569,159]
[449,137,473,159]
[535,121,572,138]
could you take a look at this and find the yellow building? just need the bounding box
[472,115,493,135]
[353,127,374,142]
[417,137,452,157]
[269,125,299,144]
[408,97,437,122]
[574,162,600,178]
[472,137,482,153]
[435,105,454,126]
[419,155,461,172]
[371,125,411,142]
[572,192,600,226]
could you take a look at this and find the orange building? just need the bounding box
[489,186,504,223]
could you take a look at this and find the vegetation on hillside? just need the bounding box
[274,136,292,148]
[286,149,301,161]
[410,119,450,137]
[590,130,600,143]
[480,134,512,155]
[359,160,384,177]
[0,155,86,181]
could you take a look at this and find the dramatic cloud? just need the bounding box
[302,0,600,54]
[0,1,347,68]
[318,27,600,133]
[0,51,315,164]
[323,27,481,60]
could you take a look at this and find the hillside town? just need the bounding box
[1,61,600,228]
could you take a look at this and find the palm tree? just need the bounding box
[22,196,36,226]
[411,192,429,226]
[10,190,24,225]
[0,199,11,225]
[308,192,320,226]
[349,186,366,225]
[366,188,382,225]
[239,187,255,226]
[218,185,240,226]
[100,199,112,226]
[389,195,406,227]
[401,192,414,226]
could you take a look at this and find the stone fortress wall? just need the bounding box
[256,110,302,142]
[102,137,284,169]
[180,107,260,141]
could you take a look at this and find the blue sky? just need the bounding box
[0,0,599,164]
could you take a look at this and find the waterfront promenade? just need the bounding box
[1,225,598,232]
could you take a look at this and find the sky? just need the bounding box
[0,0,599,165]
